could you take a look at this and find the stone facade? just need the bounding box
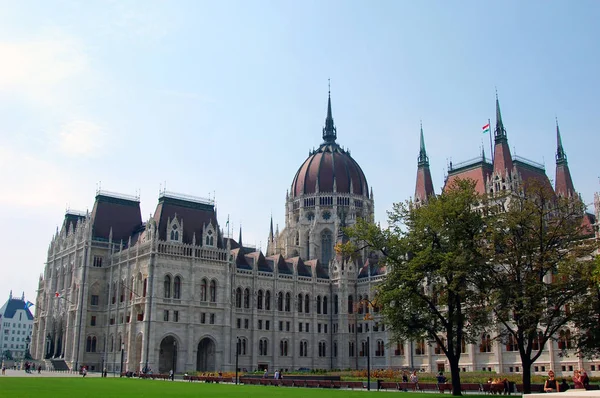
[31,92,600,377]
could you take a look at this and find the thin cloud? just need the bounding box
[0,34,88,105]
[58,120,105,157]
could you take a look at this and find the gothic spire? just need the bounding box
[494,91,507,143]
[268,215,274,242]
[556,118,567,164]
[417,121,429,166]
[322,83,337,144]
[238,225,243,249]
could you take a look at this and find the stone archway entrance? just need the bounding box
[196,338,215,371]
[130,334,143,372]
[158,336,178,374]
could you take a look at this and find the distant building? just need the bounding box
[31,91,599,376]
[0,291,34,360]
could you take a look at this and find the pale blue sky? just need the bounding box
[1,1,599,304]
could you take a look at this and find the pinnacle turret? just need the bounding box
[417,121,429,167]
[556,118,567,164]
[494,92,507,143]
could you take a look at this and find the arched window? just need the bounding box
[200,279,207,301]
[238,338,247,355]
[348,295,354,314]
[285,292,291,312]
[376,340,384,356]
[173,276,181,299]
[321,230,333,265]
[479,334,492,353]
[86,336,97,352]
[257,290,263,309]
[349,341,355,357]
[317,296,322,314]
[435,337,446,355]
[532,331,545,351]
[558,329,572,349]
[265,290,271,310]
[109,335,114,352]
[280,340,288,356]
[300,340,308,357]
[295,231,300,246]
[235,288,242,308]
[277,292,283,311]
[506,334,518,352]
[395,341,405,356]
[259,339,268,356]
[364,295,370,313]
[164,275,171,298]
[334,295,338,314]
[297,294,303,313]
[209,280,216,302]
[361,340,367,357]
[415,338,426,355]
[304,294,310,313]
[323,296,328,314]
[358,295,363,314]
[318,341,327,357]
[243,288,250,308]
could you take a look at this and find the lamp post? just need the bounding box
[171,341,177,379]
[25,336,31,360]
[235,337,240,384]
[120,343,125,377]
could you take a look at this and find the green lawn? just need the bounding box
[0,378,492,397]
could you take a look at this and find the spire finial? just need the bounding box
[417,121,429,167]
[556,117,567,164]
[238,224,243,249]
[322,82,337,144]
[269,214,274,241]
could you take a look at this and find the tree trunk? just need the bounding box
[521,358,532,394]
[449,357,463,396]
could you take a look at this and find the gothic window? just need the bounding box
[170,224,179,241]
[376,340,385,357]
[259,338,268,356]
[334,341,337,357]
[237,338,247,355]
[86,336,97,352]
[265,290,271,310]
[415,338,426,355]
[348,295,354,314]
[280,340,288,356]
[306,212,314,221]
[349,341,355,357]
[297,294,303,313]
[506,334,518,352]
[235,288,242,308]
[285,292,291,312]
[558,329,572,349]
[299,340,308,357]
[334,295,338,314]
[318,341,326,357]
[323,296,328,314]
[164,275,171,298]
[277,292,283,311]
[304,294,310,313]
[173,276,181,299]
[434,337,446,355]
[321,230,333,265]
[306,233,310,259]
[295,231,300,246]
[200,279,207,301]
[209,280,216,302]
[322,211,331,220]
[395,341,405,356]
[257,290,263,310]
[243,288,250,308]
[206,230,214,246]
[480,334,492,353]
[317,296,322,314]
[531,331,544,351]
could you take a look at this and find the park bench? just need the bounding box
[281,379,295,387]
[347,381,365,389]
[318,380,333,388]
[380,382,398,390]
[332,381,346,389]
[305,380,320,388]
[438,383,453,393]
[461,383,483,393]
[418,382,439,392]
[399,382,418,391]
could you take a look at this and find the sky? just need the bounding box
[1,0,599,306]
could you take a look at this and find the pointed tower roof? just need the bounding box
[268,215,274,242]
[238,225,243,249]
[492,92,513,175]
[415,122,435,203]
[322,84,337,144]
[554,119,576,197]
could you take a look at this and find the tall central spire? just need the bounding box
[322,82,337,144]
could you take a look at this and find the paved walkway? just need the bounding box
[1,369,103,378]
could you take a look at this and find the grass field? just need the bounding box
[0,378,492,397]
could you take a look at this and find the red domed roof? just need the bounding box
[290,90,369,198]
[291,143,369,198]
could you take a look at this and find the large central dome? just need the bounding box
[290,93,369,198]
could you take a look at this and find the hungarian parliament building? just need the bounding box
[31,92,599,376]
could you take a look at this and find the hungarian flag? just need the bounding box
[482,123,490,134]
[55,292,61,298]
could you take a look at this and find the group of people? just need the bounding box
[545,369,590,393]
[262,369,284,380]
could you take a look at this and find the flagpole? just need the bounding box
[488,118,493,163]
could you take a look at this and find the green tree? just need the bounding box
[572,255,600,359]
[483,181,596,394]
[347,179,489,396]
